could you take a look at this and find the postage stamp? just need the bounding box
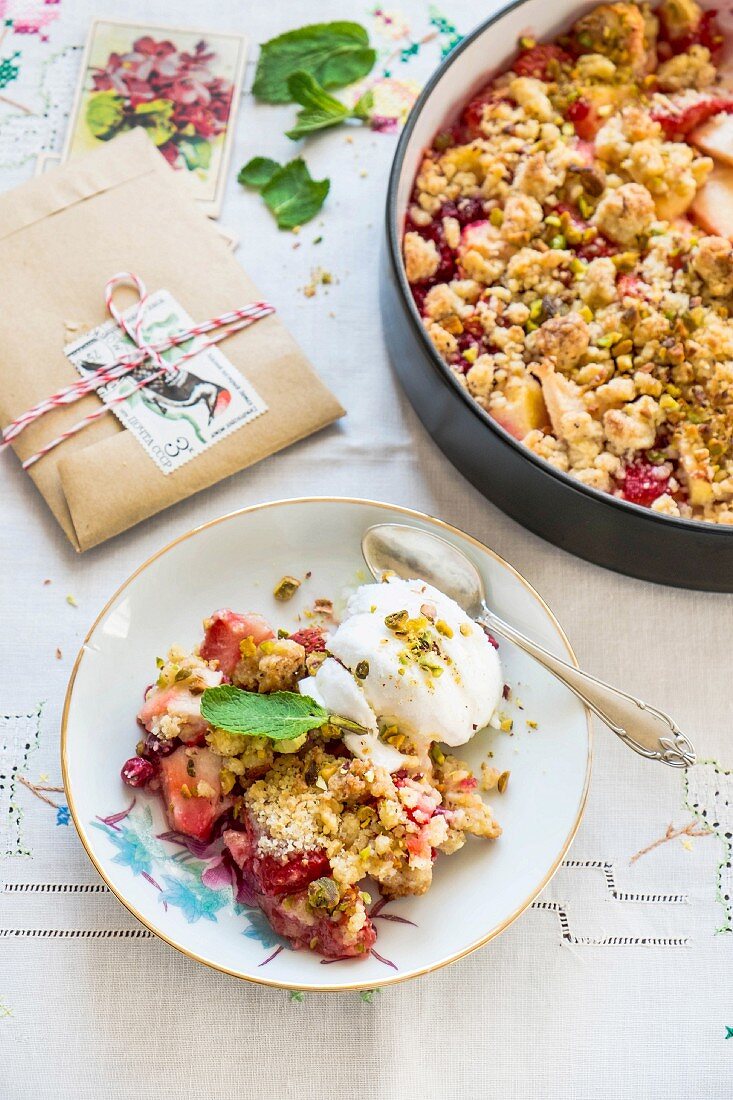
[65,290,268,475]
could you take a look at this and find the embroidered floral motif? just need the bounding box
[684,760,733,934]
[0,708,41,856]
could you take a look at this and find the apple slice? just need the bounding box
[690,113,733,165]
[490,376,549,441]
[690,164,733,238]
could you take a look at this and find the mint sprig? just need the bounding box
[201,686,366,742]
[238,156,329,229]
[285,72,373,140]
[253,21,376,104]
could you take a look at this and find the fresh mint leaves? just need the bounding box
[253,21,376,104]
[201,686,330,741]
[237,156,281,189]
[200,686,366,742]
[285,72,374,139]
[238,156,330,229]
[285,72,351,139]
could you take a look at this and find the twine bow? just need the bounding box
[1,272,275,469]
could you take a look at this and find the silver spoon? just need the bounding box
[361,523,696,768]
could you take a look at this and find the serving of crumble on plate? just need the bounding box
[62,498,590,990]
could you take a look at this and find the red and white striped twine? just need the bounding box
[1,272,275,470]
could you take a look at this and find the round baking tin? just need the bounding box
[382,0,733,591]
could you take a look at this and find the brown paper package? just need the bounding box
[0,129,345,551]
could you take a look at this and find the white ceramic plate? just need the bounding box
[62,498,591,991]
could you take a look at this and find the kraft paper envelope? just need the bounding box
[0,129,344,551]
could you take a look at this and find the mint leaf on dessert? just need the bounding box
[285,71,351,139]
[201,686,331,741]
[253,22,376,104]
[201,686,368,741]
[238,156,281,188]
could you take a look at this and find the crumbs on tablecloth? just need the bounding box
[55,648,62,660]
[302,267,334,298]
[65,594,78,607]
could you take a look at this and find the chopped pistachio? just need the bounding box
[463,345,478,364]
[355,660,370,679]
[435,619,453,638]
[430,744,445,766]
[273,575,301,601]
[578,305,594,323]
[459,623,472,636]
[497,770,510,793]
[577,195,593,219]
[307,877,339,910]
[489,207,504,227]
[500,717,514,733]
[385,610,408,630]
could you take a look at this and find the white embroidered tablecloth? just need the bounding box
[0,1,730,1097]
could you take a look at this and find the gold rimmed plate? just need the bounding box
[62,498,591,991]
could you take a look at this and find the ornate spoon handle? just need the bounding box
[482,609,696,768]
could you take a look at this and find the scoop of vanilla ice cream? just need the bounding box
[299,577,502,769]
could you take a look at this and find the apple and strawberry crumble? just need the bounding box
[121,577,505,959]
[404,0,733,522]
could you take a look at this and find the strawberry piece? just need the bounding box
[255,851,331,896]
[461,86,511,138]
[260,886,377,958]
[513,43,572,81]
[566,97,603,141]
[159,746,227,841]
[288,627,327,654]
[659,8,725,63]
[619,461,670,507]
[652,97,733,138]
[223,824,330,897]
[200,609,275,676]
[617,273,647,298]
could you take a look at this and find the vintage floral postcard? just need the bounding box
[63,20,247,216]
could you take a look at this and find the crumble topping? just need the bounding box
[403,1,733,523]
